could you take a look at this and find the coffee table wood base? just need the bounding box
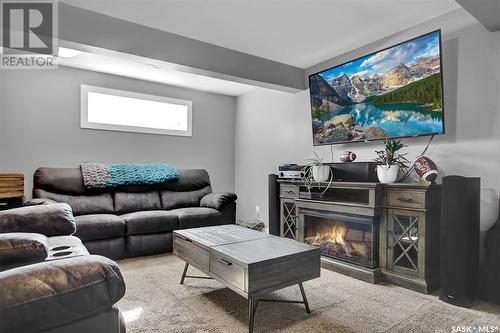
[179,262,311,333]
[179,263,213,284]
[247,282,311,332]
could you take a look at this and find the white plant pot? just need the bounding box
[377,165,399,183]
[312,165,331,182]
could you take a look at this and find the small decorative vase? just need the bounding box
[340,151,357,162]
[377,165,399,183]
[312,165,331,182]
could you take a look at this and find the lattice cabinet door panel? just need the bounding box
[386,209,425,278]
[280,198,298,240]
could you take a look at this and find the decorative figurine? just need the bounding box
[414,156,438,183]
[340,151,356,162]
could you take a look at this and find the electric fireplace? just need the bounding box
[301,210,378,268]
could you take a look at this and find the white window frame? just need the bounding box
[80,85,193,137]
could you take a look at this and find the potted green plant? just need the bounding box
[301,152,333,195]
[374,139,410,183]
[307,152,331,182]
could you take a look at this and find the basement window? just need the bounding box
[80,85,192,136]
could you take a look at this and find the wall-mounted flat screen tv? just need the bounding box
[309,30,444,145]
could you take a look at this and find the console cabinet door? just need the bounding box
[386,209,425,278]
[280,198,298,240]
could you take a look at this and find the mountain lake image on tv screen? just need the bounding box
[309,30,444,145]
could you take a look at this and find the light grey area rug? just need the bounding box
[117,254,500,332]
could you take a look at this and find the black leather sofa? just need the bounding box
[0,203,126,333]
[32,168,237,259]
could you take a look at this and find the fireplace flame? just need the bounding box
[330,223,348,244]
[305,221,371,264]
[313,223,348,245]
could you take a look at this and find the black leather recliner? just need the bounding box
[31,168,237,259]
[0,203,126,333]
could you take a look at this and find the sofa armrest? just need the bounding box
[24,198,58,206]
[0,255,126,333]
[0,233,49,271]
[200,192,237,211]
[0,203,76,236]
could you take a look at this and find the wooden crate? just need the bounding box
[0,173,24,199]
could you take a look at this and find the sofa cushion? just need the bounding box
[170,207,223,229]
[127,233,173,257]
[74,214,125,241]
[200,192,238,210]
[161,186,212,210]
[160,169,211,191]
[0,255,125,333]
[0,203,76,236]
[34,167,211,193]
[84,238,127,261]
[33,189,114,216]
[114,191,161,214]
[121,211,179,235]
[42,305,124,333]
[34,167,88,195]
[24,198,58,206]
[0,233,49,271]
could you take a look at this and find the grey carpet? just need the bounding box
[117,254,500,332]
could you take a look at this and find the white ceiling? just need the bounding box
[61,0,461,68]
[56,45,255,96]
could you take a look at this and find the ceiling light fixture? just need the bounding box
[58,47,82,58]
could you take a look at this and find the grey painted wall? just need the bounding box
[234,8,500,247]
[0,66,236,195]
[235,88,310,224]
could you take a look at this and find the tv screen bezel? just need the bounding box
[308,29,445,146]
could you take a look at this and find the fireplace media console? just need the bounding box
[276,179,441,294]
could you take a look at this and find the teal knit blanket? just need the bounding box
[81,163,179,189]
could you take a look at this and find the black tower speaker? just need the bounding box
[483,208,500,305]
[440,175,480,307]
[268,174,280,236]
